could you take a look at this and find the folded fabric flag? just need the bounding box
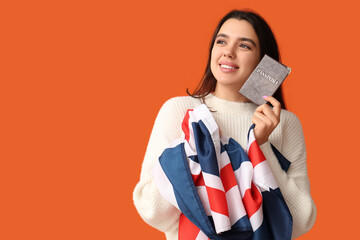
[152,104,292,240]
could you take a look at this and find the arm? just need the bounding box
[260,112,317,239]
[133,98,185,233]
[251,96,316,238]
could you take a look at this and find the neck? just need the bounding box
[213,86,250,103]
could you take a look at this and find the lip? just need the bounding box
[218,60,239,73]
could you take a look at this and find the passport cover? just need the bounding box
[239,54,291,105]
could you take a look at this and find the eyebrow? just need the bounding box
[216,33,257,47]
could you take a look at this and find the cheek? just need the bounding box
[251,51,261,67]
[245,55,260,72]
[210,49,218,72]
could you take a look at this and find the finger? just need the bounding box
[263,96,281,118]
[261,104,279,124]
[255,102,269,113]
[255,103,276,121]
[256,103,273,115]
[252,114,262,125]
[254,112,274,129]
[253,111,268,123]
[255,102,279,127]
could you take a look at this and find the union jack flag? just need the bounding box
[152,104,292,240]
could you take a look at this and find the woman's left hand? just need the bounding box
[251,96,281,146]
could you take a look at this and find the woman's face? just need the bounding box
[210,18,261,90]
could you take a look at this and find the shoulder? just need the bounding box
[158,96,202,116]
[162,95,202,108]
[153,96,202,128]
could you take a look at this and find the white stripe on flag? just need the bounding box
[184,138,197,156]
[249,205,264,231]
[195,230,209,240]
[211,211,231,233]
[247,129,256,152]
[196,186,211,216]
[202,172,224,191]
[233,161,253,197]
[187,116,197,152]
[253,161,279,191]
[219,151,231,169]
[187,157,201,176]
[225,186,247,225]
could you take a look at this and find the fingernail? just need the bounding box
[263,96,268,99]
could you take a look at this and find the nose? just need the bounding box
[223,45,236,58]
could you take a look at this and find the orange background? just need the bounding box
[1,0,360,239]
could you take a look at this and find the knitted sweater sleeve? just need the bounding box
[133,98,185,236]
[260,111,317,239]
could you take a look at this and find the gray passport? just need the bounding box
[239,54,291,105]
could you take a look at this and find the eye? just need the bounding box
[216,39,226,45]
[240,43,251,50]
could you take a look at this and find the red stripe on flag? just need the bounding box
[248,141,266,168]
[206,186,229,216]
[192,173,205,186]
[242,183,262,218]
[179,213,201,240]
[181,109,193,142]
[220,164,237,192]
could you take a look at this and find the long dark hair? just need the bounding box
[187,9,286,109]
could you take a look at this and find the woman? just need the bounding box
[133,9,316,239]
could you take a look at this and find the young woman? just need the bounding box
[133,9,316,239]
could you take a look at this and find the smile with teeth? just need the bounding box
[220,64,239,69]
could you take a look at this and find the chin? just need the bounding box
[215,76,244,87]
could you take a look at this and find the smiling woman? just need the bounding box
[133,9,316,240]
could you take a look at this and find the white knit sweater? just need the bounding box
[133,94,316,239]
